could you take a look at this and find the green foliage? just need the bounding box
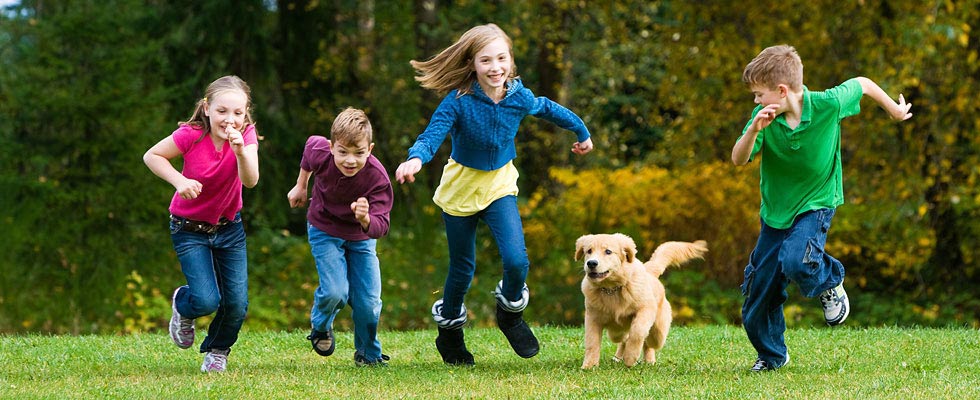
[4,0,980,333]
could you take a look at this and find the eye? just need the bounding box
[586,249,592,255]
[604,249,613,255]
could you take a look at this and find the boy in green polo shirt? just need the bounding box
[731,44,912,372]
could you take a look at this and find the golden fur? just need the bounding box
[574,233,707,369]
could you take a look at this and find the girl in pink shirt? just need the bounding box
[143,75,259,373]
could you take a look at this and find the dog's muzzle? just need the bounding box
[586,259,609,280]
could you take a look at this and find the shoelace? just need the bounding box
[179,318,194,335]
[206,353,227,371]
[752,359,770,370]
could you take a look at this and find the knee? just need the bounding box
[501,253,529,275]
[190,293,222,316]
[316,286,348,304]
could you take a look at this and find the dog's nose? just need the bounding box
[586,260,598,269]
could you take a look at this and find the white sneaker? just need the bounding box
[820,283,850,326]
[169,287,195,349]
[201,348,230,373]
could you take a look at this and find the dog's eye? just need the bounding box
[586,249,592,254]
[604,249,613,255]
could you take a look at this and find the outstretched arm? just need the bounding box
[857,77,912,121]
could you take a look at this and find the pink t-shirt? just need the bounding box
[168,124,258,224]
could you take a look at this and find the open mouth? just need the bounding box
[588,271,610,280]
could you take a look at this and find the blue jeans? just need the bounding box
[439,195,529,319]
[308,224,383,361]
[740,208,845,365]
[170,213,249,353]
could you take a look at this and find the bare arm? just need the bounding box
[226,126,259,188]
[143,136,204,200]
[287,168,312,208]
[732,104,779,166]
[856,77,913,121]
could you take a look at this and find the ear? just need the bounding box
[778,84,789,98]
[574,235,591,261]
[616,233,637,263]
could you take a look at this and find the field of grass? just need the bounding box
[2,325,978,399]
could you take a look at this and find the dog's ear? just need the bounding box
[574,235,592,261]
[615,233,637,263]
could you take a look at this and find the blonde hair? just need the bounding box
[410,23,518,97]
[331,107,373,145]
[180,75,254,141]
[742,45,803,92]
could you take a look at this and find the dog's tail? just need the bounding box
[645,240,708,277]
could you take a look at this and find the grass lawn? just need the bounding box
[1,325,978,399]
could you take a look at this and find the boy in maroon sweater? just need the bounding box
[288,107,394,367]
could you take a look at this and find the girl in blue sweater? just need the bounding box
[395,23,593,366]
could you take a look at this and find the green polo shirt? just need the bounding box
[739,78,863,229]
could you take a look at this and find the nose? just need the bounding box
[586,260,598,270]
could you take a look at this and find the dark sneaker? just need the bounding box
[354,352,390,367]
[750,354,789,372]
[820,283,850,326]
[435,327,475,366]
[201,348,230,373]
[306,329,335,357]
[495,304,540,358]
[169,287,194,349]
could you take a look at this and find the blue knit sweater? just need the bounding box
[406,79,591,171]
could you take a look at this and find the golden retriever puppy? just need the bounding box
[574,233,707,369]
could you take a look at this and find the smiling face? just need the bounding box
[204,89,248,140]
[575,234,638,284]
[472,37,512,96]
[331,138,374,177]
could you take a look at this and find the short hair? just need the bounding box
[409,23,518,96]
[742,45,803,91]
[330,107,372,145]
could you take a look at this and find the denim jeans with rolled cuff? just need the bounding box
[170,212,249,353]
[308,224,383,362]
[740,208,845,367]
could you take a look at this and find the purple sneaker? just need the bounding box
[201,348,229,373]
[169,287,195,349]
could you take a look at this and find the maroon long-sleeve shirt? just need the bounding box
[300,136,393,240]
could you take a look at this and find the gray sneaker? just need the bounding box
[169,287,195,349]
[750,353,789,372]
[820,283,850,326]
[201,348,230,373]
[354,352,390,367]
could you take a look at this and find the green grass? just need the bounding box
[2,325,978,399]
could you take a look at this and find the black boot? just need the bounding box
[496,304,540,358]
[435,327,475,366]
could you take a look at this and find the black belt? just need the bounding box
[171,215,230,235]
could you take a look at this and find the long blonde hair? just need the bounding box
[410,23,518,97]
[180,75,255,141]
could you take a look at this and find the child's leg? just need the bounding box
[308,224,350,333]
[346,239,383,362]
[433,213,478,365]
[483,196,539,358]
[483,195,530,304]
[199,220,249,353]
[778,209,845,297]
[439,213,479,320]
[741,220,790,367]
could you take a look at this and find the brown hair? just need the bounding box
[331,107,373,145]
[409,23,518,97]
[742,45,803,91]
[180,75,254,141]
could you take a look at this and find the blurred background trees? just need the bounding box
[2,0,979,334]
